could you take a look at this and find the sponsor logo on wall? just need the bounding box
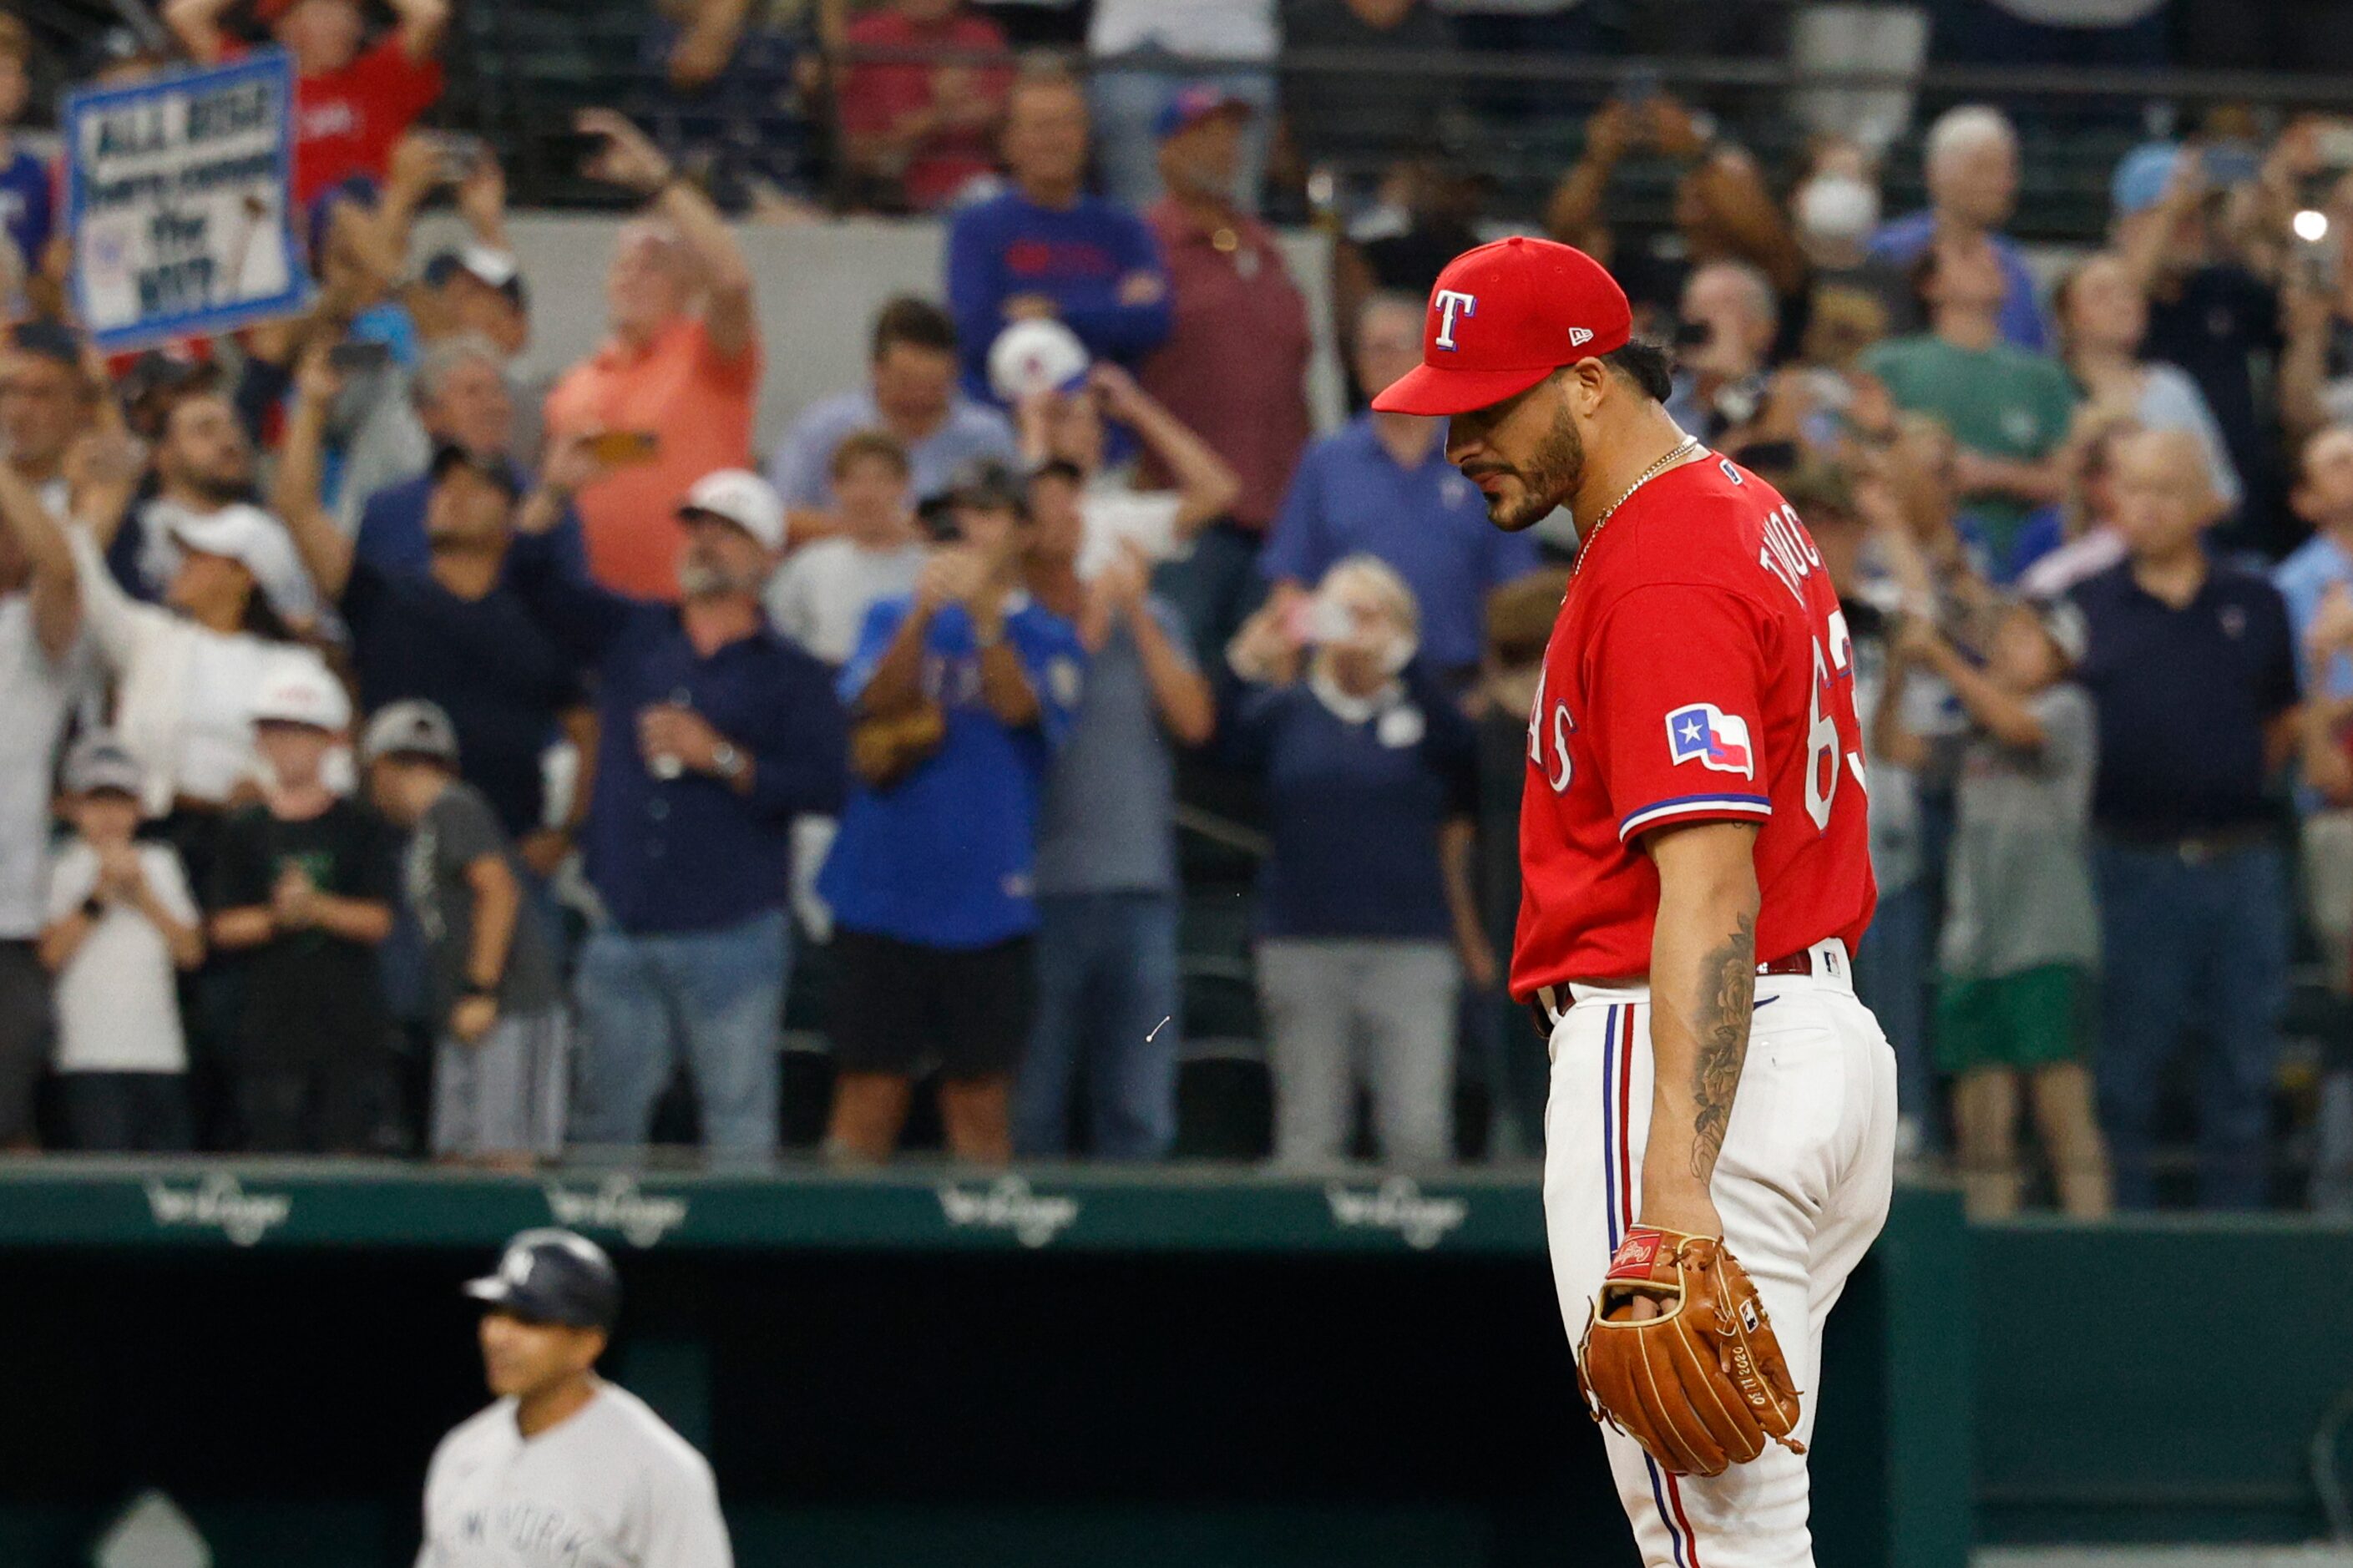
[936,1175,1080,1249]
[541,1175,690,1247]
[144,1172,293,1247]
[1324,1178,1470,1251]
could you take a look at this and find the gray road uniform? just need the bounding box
[417,1382,733,1568]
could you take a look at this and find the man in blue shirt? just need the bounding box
[767,296,1017,527]
[1260,294,1543,682]
[944,62,1171,406]
[2275,427,2353,701]
[351,336,590,584]
[822,466,1085,1164]
[2072,430,2300,1209]
[278,355,587,855]
[0,21,49,303]
[509,460,846,1160]
[1868,105,2051,353]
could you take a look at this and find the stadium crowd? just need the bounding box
[6,0,2353,1214]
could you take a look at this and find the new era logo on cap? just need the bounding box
[1371,236,1633,417]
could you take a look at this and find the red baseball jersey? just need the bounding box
[1511,452,1875,994]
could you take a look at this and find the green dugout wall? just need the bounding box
[0,1163,1967,1568]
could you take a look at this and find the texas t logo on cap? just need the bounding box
[1372,236,1633,417]
[1433,288,1478,350]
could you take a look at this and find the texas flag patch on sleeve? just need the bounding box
[1665,703,1753,778]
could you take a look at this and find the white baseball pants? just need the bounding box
[1541,939,1898,1568]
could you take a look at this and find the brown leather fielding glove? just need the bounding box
[1573,1225,1805,1477]
[848,702,947,789]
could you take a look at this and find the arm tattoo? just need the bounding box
[1688,909,1756,1184]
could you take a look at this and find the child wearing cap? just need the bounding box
[38,733,205,1151]
[1884,597,2112,1219]
[364,700,569,1168]
[207,662,400,1154]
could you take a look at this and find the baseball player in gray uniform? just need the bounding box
[417,1229,735,1568]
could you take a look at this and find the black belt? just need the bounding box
[2102,822,2272,863]
[1526,947,1829,1036]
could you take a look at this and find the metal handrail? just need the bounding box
[815,41,2353,108]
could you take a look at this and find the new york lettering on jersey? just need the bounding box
[1510,453,1876,993]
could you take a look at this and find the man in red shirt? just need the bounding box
[1137,86,1309,655]
[1372,237,1895,1568]
[836,0,1013,212]
[165,0,448,209]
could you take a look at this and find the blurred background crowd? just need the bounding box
[3,0,2353,1213]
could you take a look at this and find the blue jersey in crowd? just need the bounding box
[1224,660,1478,941]
[944,190,1171,402]
[0,149,50,285]
[2274,530,2353,699]
[822,593,1086,948]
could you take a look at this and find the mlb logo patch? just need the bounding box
[1666,703,1753,778]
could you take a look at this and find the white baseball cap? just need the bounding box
[677,468,786,552]
[170,502,286,576]
[250,658,352,733]
[164,502,318,622]
[64,731,144,797]
[987,318,1090,403]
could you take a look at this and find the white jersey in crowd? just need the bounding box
[417,1382,733,1568]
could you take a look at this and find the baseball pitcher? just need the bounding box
[1374,236,1895,1568]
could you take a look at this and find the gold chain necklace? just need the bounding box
[1571,436,1703,576]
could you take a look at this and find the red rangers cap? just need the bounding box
[1370,235,1633,417]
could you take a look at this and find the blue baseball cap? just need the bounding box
[465,1229,621,1331]
[1154,84,1253,142]
[2111,143,2182,219]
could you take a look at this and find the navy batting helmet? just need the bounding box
[463,1229,620,1331]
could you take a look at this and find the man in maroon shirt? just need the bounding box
[1138,86,1312,656]
[837,0,1014,213]
[166,0,448,209]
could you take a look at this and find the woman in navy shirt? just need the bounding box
[1225,554,1486,1166]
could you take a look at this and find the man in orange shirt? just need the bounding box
[543,111,762,600]
[165,0,448,208]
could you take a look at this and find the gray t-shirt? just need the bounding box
[1939,683,2100,979]
[417,1383,732,1568]
[1033,597,1192,898]
[404,782,561,1019]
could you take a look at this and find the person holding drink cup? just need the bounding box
[503,452,846,1159]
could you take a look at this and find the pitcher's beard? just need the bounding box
[1482,402,1586,531]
